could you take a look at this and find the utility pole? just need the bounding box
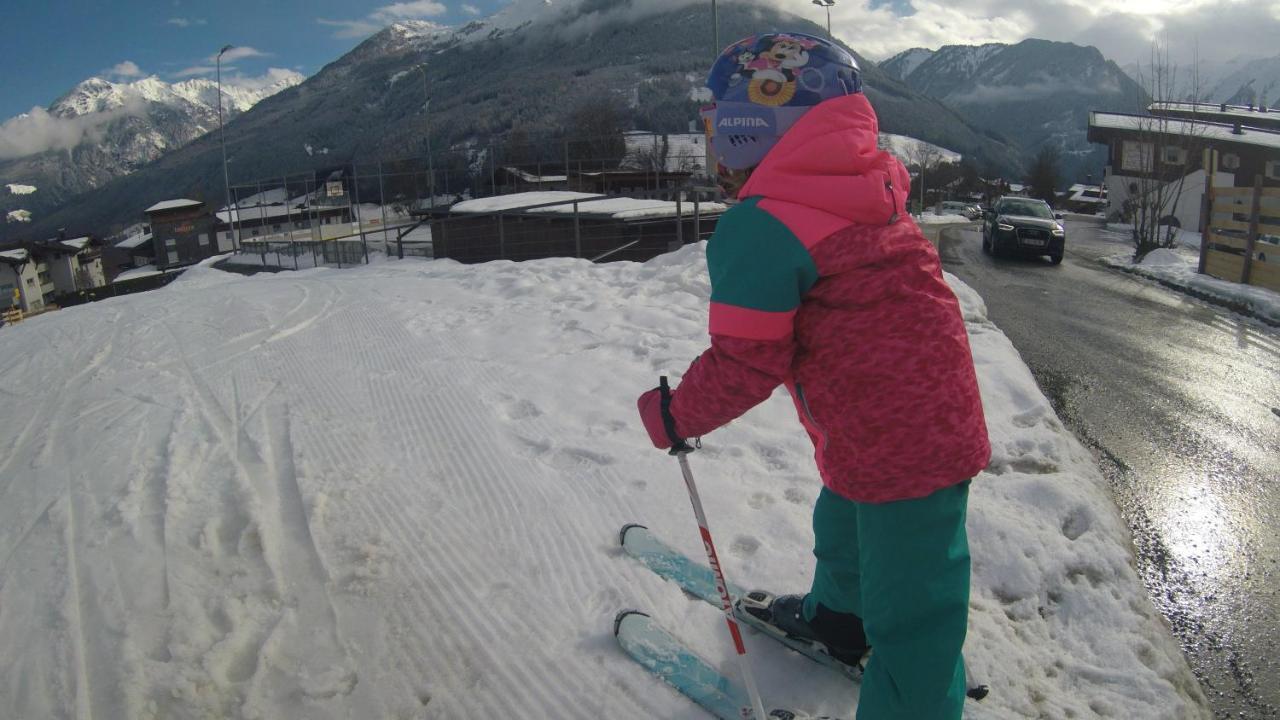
[216,45,238,251]
[417,63,435,211]
[811,0,834,37]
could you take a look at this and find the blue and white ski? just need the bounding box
[619,523,863,681]
[613,609,842,720]
[619,523,990,702]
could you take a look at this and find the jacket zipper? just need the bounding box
[795,382,829,452]
[886,180,900,225]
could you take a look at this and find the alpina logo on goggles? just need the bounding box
[699,103,812,138]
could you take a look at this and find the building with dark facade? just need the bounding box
[144,199,218,270]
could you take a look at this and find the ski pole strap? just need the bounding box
[658,376,693,455]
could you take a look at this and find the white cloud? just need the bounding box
[319,0,448,39]
[106,61,143,79]
[174,65,219,78]
[372,0,448,22]
[462,4,481,15]
[167,17,207,27]
[214,46,268,63]
[317,18,383,38]
[0,99,146,161]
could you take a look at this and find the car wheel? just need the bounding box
[981,233,990,254]
[1049,251,1063,265]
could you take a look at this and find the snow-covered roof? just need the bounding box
[114,265,161,281]
[1090,112,1280,151]
[116,233,153,250]
[1150,101,1280,125]
[145,198,203,213]
[502,167,568,183]
[449,192,727,220]
[0,248,30,263]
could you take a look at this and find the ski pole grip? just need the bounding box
[658,376,692,455]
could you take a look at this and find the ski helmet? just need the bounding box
[701,32,862,170]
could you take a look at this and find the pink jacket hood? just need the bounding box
[738,93,910,227]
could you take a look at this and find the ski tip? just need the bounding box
[613,609,649,636]
[618,523,648,546]
[966,684,990,701]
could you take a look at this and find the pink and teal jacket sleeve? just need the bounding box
[669,199,815,438]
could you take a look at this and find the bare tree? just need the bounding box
[904,141,944,213]
[1124,43,1210,261]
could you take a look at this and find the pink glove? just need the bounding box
[638,388,675,449]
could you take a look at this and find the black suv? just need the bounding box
[981,197,1065,265]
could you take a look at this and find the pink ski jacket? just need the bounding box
[669,93,991,503]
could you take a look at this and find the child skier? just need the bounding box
[637,32,991,719]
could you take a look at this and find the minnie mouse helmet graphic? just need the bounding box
[701,32,862,170]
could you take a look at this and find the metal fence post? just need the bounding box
[498,212,506,260]
[574,202,581,257]
[675,192,683,251]
[1243,174,1263,285]
[694,197,701,243]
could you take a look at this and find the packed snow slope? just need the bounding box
[0,244,1208,719]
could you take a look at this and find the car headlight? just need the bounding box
[1052,226,1065,236]
[997,222,1015,231]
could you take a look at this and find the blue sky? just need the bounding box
[0,0,502,120]
[3,0,1277,123]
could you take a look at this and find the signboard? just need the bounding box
[326,181,344,198]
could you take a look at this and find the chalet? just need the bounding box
[0,234,107,314]
[1148,102,1280,133]
[214,188,354,252]
[145,199,218,270]
[1087,111,1280,228]
[430,191,727,264]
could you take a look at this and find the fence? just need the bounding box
[219,131,715,270]
[1200,177,1280,292]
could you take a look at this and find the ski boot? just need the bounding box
[737,591,870,669]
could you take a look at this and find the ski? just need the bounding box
[614,609,843,720]
[619,523,863,681]
[619,523,990,701]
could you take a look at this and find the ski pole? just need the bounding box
[660,376,770,720]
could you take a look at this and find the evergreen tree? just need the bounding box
[1027,145,1061,206]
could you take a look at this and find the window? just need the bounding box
[26,277,35,286]
[251,228,260,237]
[167,250,179,265]
[1268,161,1280,180]
[198,234,209,247]
[272,224,282,232]
[165,238,177,248]
[1121,140,1153,173]
[224,231,234,240]
[1161,146,1187,165]
[1221,153,1241,170]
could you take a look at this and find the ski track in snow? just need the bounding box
[0,251,1210,719]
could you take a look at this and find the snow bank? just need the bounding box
[6,182,36,195]
[6,209,32,223]
[0,243,1207,719]
[1102,245,1280,326]
[916,212,972,225]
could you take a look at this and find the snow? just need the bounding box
[115,232,153,250]
[6,183,36,195]
[915,212,972,225]
[6,209,31,223]
[450,191,727,219]
[0,248,30,262]
[878,132,962,164]
[112,264,161,281]
[145,198,203,213]
[0,243,1207,719]
[1090,111,1280,150]
[1100,228,1280,325]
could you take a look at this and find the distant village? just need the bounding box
[5,98,1280,325]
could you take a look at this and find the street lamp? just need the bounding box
[812,0,834,37]
[416,63,435,211]
[216,44,238,251]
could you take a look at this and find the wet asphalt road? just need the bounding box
[936,217,1280,719]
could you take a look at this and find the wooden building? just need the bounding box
[144,199,217,270]
[430,191,726,264]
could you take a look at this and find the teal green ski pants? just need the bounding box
[801,482,971,720]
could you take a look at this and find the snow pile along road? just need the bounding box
[0,245,1207,719]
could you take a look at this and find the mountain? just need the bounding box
[1202,55,1280,105]
[0,70,303,231]
[11,0,1024,241]
[881,39,1147,185]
